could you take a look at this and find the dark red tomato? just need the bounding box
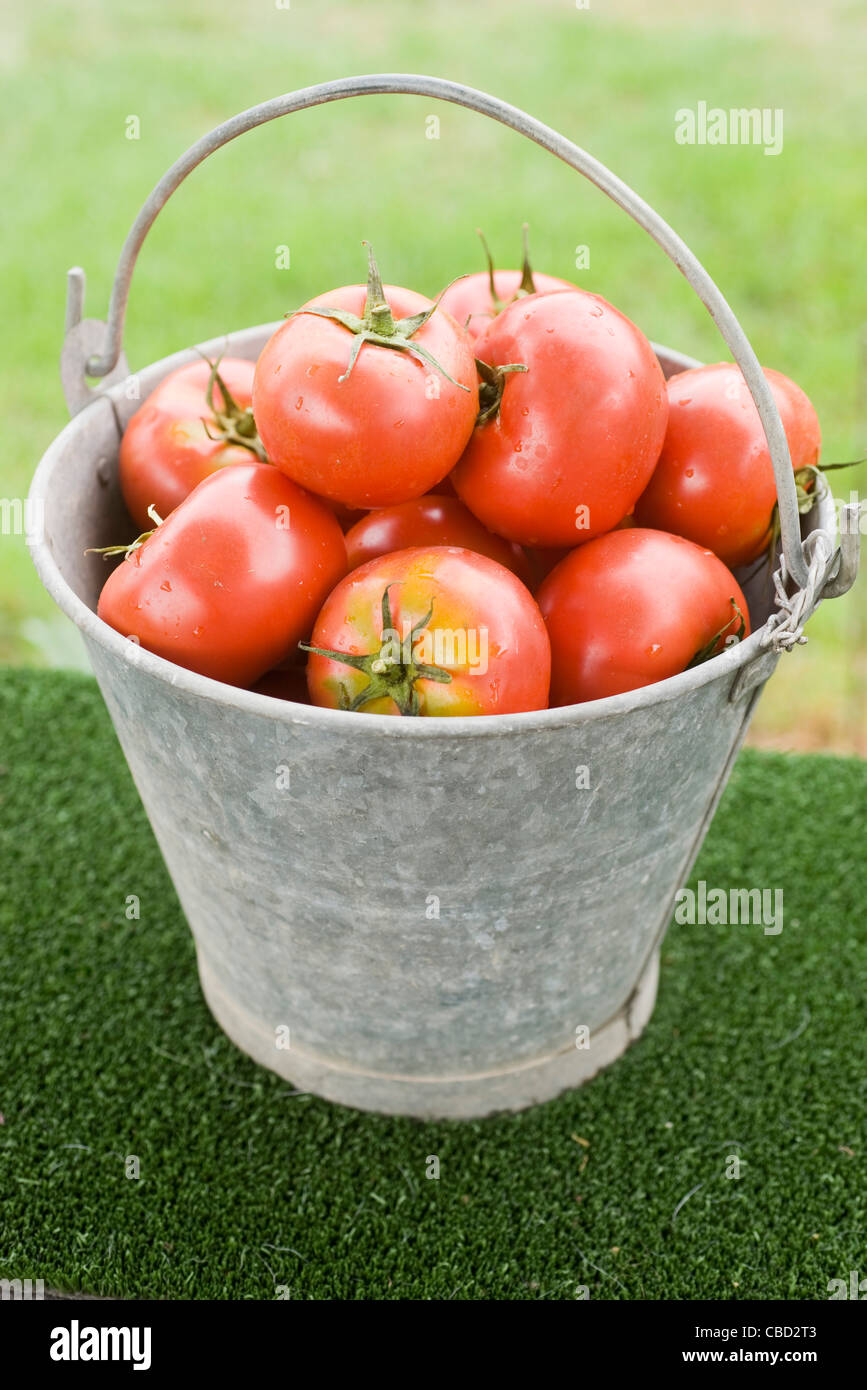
[427,472,458,499]
[524,516,635,592]
[304,546,550,716]
[438,268,577,346]
[524,545,572,592]
[537,527,750,705]
[98,463,347,687]
[253,252,479,508]
[452,290,668,547]
[344,496,532,585]
[329,500,369,531]
[119,358,260,531]
[250,667,311,704]
[634,364,822,568]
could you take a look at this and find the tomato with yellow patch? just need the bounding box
[302,546,550,716]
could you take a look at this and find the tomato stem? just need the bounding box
[197,350,269,463]
[474,357,529,426]
[85,505,164,561]
[475,223,540,308]
[362,241,397,337]
[286,243,471,391]
[810,456,867,472]
[766,454,866,572]
[686,598,746,669]
[517,222,538,297]
[299,584,452,715]
[476,228,507,312]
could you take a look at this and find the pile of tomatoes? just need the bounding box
[97,235,821,717]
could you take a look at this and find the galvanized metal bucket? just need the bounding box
[29,77,859,1118]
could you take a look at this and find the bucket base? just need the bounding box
[197,949,660,1120]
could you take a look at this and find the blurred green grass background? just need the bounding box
[2,0,865,748]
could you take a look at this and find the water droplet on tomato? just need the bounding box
[193,625,203,637]
[521,407,530,416]
[685,468,694,478]
[514,441,523,452]
[646,643,662,656]
[160,580,172,591]
[295,397,303,410]
[589,305,603,318]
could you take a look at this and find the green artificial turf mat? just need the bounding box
[1,667,865,1301]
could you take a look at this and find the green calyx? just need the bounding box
[477,228,507,313]
[471,227,539,425]
[794,457,866,509]
[86,505,164,561]
[198,351,268,462]
[516,221,539,297]
[474,356,529,426]
[793,463,831,517]
[477,222,539,313]
[765,454,866,574]
[299,585,452,716]
[687,598,747,670]
[287,243,470,390]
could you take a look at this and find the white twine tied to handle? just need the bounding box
[761,527,838,652]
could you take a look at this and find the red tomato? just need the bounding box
[537,527,750,705]
[119,358,262,531]
[344,496,532,585]
[439,268,577,346]
[634,364,821,568]
[438,226,577,345]
[253,249,479,509]
[303,546,550,716]
[452,290,668,546]
[98,463,347,687]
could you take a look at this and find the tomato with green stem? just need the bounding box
[253,244,479,509]
[537,528,750,705]
[437,225,576,345]
[633,363,821,568]
[119,356,265,531]
[98,463,347,687]
[301,546,550,716]
[452,289,668,547]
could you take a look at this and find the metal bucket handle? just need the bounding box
[61,73,859,608]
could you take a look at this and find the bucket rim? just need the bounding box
[28,331,832,739]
